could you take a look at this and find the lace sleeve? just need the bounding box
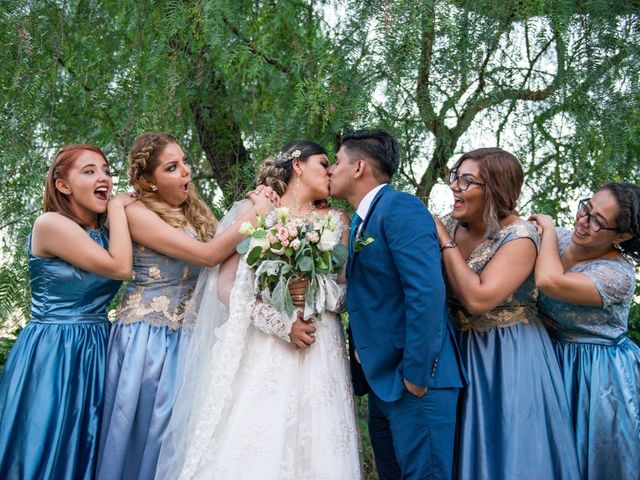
[250,300,296,342]
[497,219,540,251]
[581,258,636,308]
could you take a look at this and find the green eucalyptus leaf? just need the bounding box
[236,237,251,255]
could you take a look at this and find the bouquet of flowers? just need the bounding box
[237,207,347,319]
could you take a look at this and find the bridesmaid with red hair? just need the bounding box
[0,145,134,480]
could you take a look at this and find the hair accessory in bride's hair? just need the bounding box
[275,149,302,165]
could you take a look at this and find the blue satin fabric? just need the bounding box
[538,228,640,479]
[0,229,121,480]
[455,318,581,480]
[96,322,190,480]
[550,334,640,480]
[96,240,199,480]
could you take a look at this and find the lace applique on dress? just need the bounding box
[327,274,347,313]
[442,214,540,332]
[117,228,201,330]
[538,228,636,339]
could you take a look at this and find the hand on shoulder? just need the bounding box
[528,213,555,238]
[108,192,137,210]
[32,212,132,279]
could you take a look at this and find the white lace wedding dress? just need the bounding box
[156,208,362,480]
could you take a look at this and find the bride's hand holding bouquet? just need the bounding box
[236,207,347,321]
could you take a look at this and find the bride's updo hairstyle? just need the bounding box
[256,141,328,197]
[128,132,217,241]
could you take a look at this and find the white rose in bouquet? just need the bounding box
[318,228,339,252]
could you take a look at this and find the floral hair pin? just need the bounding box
[275,149,302,165]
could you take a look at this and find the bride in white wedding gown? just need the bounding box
[156,142,362,480]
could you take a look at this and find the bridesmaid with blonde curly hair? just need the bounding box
[96,132,275,480]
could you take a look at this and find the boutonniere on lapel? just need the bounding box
[354,234,375,252]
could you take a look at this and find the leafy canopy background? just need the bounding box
[1,2,639,475]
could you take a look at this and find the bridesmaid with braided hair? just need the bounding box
[530,182,640,479]
[96,132,275,480]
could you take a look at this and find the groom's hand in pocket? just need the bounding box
[404,378,428,397]
[289,311,316,349]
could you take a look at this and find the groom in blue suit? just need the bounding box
[329,130,466,479]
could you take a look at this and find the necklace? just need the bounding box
[283,201,316,218]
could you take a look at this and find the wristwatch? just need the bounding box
[440,240,457,251]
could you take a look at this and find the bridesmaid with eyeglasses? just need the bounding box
[530,182,640,480]
[435,148,580,480]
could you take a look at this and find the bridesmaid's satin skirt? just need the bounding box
[454,318,581,480]
[0,318,109,480]
[96,321,190,480]
[553,336,640,480]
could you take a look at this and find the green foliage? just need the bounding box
[1,0,640,460]
[356,395,377,480]
[0,338,16,376]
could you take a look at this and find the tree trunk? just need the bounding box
[190,67,251,207]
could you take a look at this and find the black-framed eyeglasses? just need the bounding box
[449,169,485,191]
[577,198,620,233]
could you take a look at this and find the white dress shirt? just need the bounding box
[354,183,388,237]
[352,183,387,365]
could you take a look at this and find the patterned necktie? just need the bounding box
[349,214,362,256]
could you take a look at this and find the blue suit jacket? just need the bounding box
[347,185,466,402]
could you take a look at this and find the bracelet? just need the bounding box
[440,240,457,251]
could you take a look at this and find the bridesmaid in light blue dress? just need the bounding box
[435,148,580,479]
[96,133,275,480]
[531,182,640,479]
[0,145,134,479]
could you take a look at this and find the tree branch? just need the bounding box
[54,54,92,93]
[220,15,289,73]
[453,83,557,140]
[416,5,437,133]
[53,53,117,131]
[0,210,39,231]
[192,172,215,182]
[497,30,557,142]
[438,11,511,139]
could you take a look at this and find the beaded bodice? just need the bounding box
[443,214,540,332]
[117,229,202,330]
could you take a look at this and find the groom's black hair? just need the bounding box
[340,129,400,181]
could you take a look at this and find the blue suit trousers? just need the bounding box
[368,387,460,480]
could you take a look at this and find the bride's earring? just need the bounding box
[293,173,301,212]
